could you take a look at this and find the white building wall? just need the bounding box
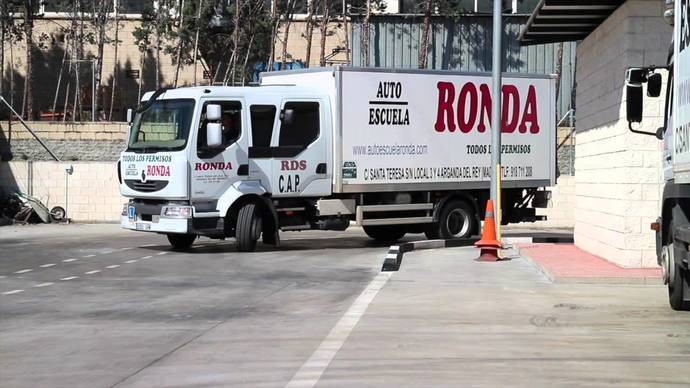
[574,0,671,268]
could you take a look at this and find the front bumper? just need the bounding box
[120,215,191,234]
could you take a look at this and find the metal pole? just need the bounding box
[0,96,61,162]
[490,0,502,239]
[92,60,96,121]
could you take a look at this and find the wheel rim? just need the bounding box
[446,208,471,237]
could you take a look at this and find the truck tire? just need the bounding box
[236,203,262,252]
[363,225,405,242]
[167,233,196,250]
[436,200,477,239]
[667,222,690,311]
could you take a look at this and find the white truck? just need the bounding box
[119,67,556,252]
[626,0,690,310]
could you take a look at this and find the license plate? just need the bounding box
[128,205,136,221]
[135,222,151,231]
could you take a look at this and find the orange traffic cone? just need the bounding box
[475,200,502,262]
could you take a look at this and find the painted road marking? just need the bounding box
[124,259,138,264]
[84,270,101,275]
[62,259,77,263]
[141,255,153,259]
[82,254,96,258]
[157,252,168,256]
[14,269,33,274]
[2,289,24,295]
[60,276,78,281]
[34,282,54,288]
[120,247,133,251]
[40,263,56,268]
[285,272,392,388]
[105,265,120,269]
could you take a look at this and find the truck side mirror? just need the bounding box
[281,108,295,126]
[207,104,222,121]
[207,122,223,148]
[647,73,662,97]
[626,83,643,124]
[126,108,133,124]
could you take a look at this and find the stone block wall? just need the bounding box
[535,175,575,229]
[0,121,127,161]
[0,161,124,222]
[574,0,670,268]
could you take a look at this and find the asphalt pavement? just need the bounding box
[1,224,689,387]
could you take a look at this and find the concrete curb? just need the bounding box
[381,238,480,272]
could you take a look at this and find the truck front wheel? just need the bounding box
[167,233,196,250]
[363,225,405,242]
[667,222,690,311]
[236,203,262,252]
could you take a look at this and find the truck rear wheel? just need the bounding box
[167,233,196,250]
[236,203,262,252]
[436,200,477,239]
[667,222,690,311]
[363,225,405,242]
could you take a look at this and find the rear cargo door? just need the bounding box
[270,99,331,197]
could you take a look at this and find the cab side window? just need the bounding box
[197,101,242,157]
[278,102,320,150]
[250,105,277,147]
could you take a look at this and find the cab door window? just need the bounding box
[276,102,320,157]
[197,101,242,157]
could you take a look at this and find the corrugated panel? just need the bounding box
[351,15,576,118]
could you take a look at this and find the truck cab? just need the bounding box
[120,86,333,251]
[625,0,689,310]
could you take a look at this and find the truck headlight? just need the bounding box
[161,205,193,218]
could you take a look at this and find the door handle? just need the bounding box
[316,163,327,174]
[238,164,249,176]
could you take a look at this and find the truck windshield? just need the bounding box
[128,99,195,151]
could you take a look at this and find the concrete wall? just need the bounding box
[0,161,123,222]
[574,0,671,268]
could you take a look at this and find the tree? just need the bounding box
[22,0,35,119]
[302,0,321,67]
[1,1,22,102]
[318,0,330,67]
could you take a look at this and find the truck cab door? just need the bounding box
[190,99,248,206]
[270,100,331,198]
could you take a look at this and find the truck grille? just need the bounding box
[124,179,169,193]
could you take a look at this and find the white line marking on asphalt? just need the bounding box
[2,289,24,295]
[285,272,392,388]
[83,254,96,258]
[34,282,54,288]
[141,255,153,259]
[105,265,120,269]
[124,259,138,264]
[84,270,101,275]
[141,244,156,247]
[40,263,56,268]
[157,252,168,256]
[62,259,77,263]
[60,276,78,281]
[120,247,133,251]
[14,269,33,274]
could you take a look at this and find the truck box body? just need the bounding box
[261,67,556,193]
[672,0,690,183]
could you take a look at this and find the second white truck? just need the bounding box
[119,67,556,251]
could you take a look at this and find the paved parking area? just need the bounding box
[1,224,689,387]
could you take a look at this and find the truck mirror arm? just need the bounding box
[628,122,663,140]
